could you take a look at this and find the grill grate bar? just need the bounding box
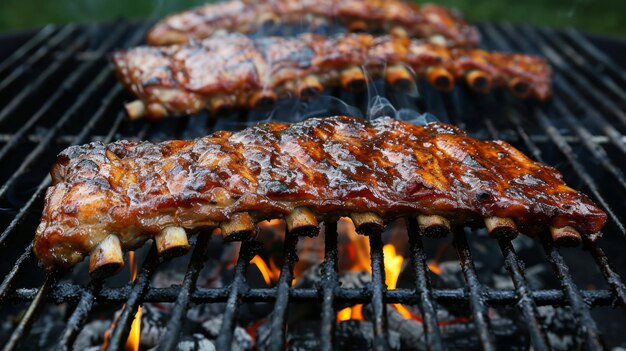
[541,237,606,350]
[215,240,256,351]
[320,222,339,351]
[2,275,55,351]
[406,218,444,351]
[537,26,626,103]
[553,99,626,186]
[0,25,56,75]
[552,80,626,155]
[56,281,103,349]
[0,24,129,167]
[0,25,74,93]
[0,243,33,302]
[497,238,551,351]
[452,229,496,351]
[536,108,626,234]
[157,233,212,351]
[0,28,84,125]
[267,227,299,351]
[104,245,159,351]
[505,106,625,235]
[9,285,617,306]
[563,28,626,83]
[368,233,391,350]
[582,238,626,309]
[513,24,626,137]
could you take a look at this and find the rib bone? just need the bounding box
[550,226,582,247]
[155,226,191,258]
[285,207,319,236]
[351,212,385,235]
[340,66,367,92]
[89,234,124,278]
[220,212,256,241]
[484,217,518,239]
[417,215,451,237]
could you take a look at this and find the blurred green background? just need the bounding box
[1,0,625,37]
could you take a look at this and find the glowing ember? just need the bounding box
[101,252,142,351]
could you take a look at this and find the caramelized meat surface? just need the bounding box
[146,0,479,47]
[113,33,551,119]
[35,116,605,270]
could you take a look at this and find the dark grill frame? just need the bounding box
[0,20,624,351]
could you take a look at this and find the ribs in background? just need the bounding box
[35,116,605,274]
[113,33,551,120]
[146,0,480,48]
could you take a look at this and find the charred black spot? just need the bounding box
[347,79,367,92]
[476,190,492,202]
[435,76,452,90]
[299,87,322,99]
[472,76,489,90]
[392,78,413,91]
[513,81,530,94]
[253,96,276,110]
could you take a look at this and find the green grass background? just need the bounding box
[1,0,625,37]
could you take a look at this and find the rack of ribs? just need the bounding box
[113,33,551,120]
[146,0,480,48]
[35,116,605,275]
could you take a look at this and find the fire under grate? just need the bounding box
[0,20,625,351]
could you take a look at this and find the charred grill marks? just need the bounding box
[113,33,551,120]
[35,116,605,272]
[146,0,480,48]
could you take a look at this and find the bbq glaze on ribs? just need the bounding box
[113,33,551,120]
[146,0,479,48]
[35,116,605,272]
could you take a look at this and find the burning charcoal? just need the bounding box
[338,270,371,288]
[202,315,254,351]
[74,320,110,349]
[384,307,426,349]
[335,320,401,351]
[285,321,322,351]
[148,333,216,351]
[139,304,170,348]
[18,306,66,349]
[537,306,583,350]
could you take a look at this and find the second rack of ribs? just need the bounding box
[35,116,605,272]
[113,33,551,120]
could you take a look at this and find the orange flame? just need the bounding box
[101,252,142,351]
[250,255,282,286]
[126,252,142,351]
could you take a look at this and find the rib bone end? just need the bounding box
[155,226,190,259]
[250,90,277,110]
[285,207,319,237]
[125,100,146,120]
[351,212,384,236]
[466,70,493,94]
[427,67,454,92]
[386,65,415,91]
[297,75,323,99]
[550,226,582,247]
[340,66,367,92]
[509,77,531,99]
[417,215,451,237]
[484,217,518,239]
[89,234,124,278]
[220,212,256,241]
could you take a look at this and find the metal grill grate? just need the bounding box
[0,20,625,351]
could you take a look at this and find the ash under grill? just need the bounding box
[0,20,626,351]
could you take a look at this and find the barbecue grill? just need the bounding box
[0,19,626,351]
